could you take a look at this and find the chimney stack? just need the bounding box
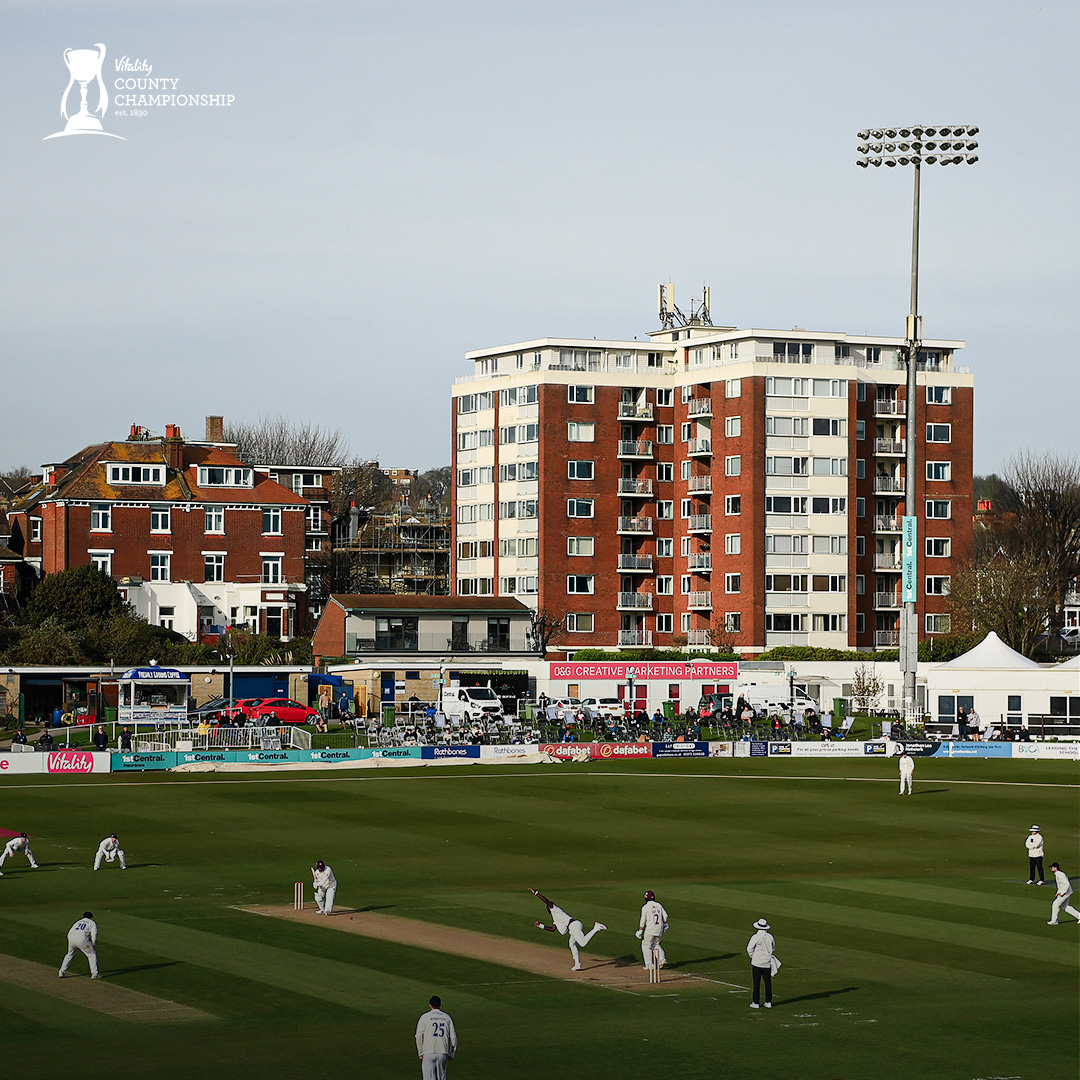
[162,424,184,471]
[205,415,224,442]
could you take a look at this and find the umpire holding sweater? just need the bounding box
[746,918,777,1009]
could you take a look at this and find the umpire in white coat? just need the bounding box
[746,918,777,1008]
[1025,826,1045,885]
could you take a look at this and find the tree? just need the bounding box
[528,608,568,655]
[413,466,451,511]
[850,663,885,714]
[330,461,397,518]
[224,415,349,467]
[22,565,130,632]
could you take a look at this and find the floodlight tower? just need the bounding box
[856,125,978,724]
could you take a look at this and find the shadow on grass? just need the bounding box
[915,789,950,795]
[777,986,859,1006]
[667,954,737,969]
[336,905,396,914]
[103,961,182,977]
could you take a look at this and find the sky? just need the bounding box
[1,0,1076,476]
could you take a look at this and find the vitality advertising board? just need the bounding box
[421,746,481,759]
[652,741,710,758]
[47,750,110,773]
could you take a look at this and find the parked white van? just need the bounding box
[440,686,503,722]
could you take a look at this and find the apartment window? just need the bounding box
[926,500,952,519]
[812,497,847,515]
[263,507,282,534]
[568,385,594,403]
[856,536,865,556]
[857,613,865,633]
[926,461,952,481]
[774,341,814,362]
[149,553,171,582]
[766,534,809,554]
[146,506,170,533]
[90,503,111,531]
[566,575,594,594]
[681,612,692,632]
[813,613,846,632]
[726,573,741,593]
[926,537,951,557]
[725,416,741,437]
[765,613,806,631]
[680,575,692,595]
[567,422,595,442]
[812,535,847,554]
[766,416,809,436]
[30,518,42,542]
[680,536,691,556]
[457,430,478,451]
[835,343,850,359]
[813,457,847,476]
[262,555,283,584]
[812,575,846,592]
[198,467,252,487]
[499,426,517,444]
[725,534,741,555]
[656,425,674,445]
[292,472,322,493]
[567,536,594,556]
[925,576,951,595]
[107,464,163,485]
[204,554,225,582]
[926,423,952,443]
[306,506,323,532]
[158,606,175,631]
[205,507,224,533]
[765,495,808,514]
[766,456,807,475]
[656,576,673,595]
[656,613,673,633]
[926,613,952,633]
[856,575,865,595]
[680,498,693,519]
[681,422,693,443]
[725,612,741,633]
[89,551,112,575]
[566,613,594,632]
[658,500,674,519]
[567,499,594,518]
[856,459,866,479]
[767,575,808,592]
[458,540,493,559]
[725,495,741,515]
[657,538,673,558]
[856,497,865,517]
[856,420,866,440]
[568,460,594,480]
[927,386,952,405]
[656,388,672,406]
[658,462,673,482]
[725,455,742,477]
[457,578,493,596]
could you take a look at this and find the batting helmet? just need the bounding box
[644,890,655,901]
[316,860,326,870]
[19,832,27,838]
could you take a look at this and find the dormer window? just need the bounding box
[108,464,163,484]
[198,466,253,487]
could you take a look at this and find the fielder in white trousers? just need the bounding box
[0,834,39,873]
[59,912,100,978]
[415,996,457,1080]
[898,753,914,795]
[1047,864,1080,925]
[94,835,126,870]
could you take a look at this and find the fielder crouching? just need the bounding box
[94,834,126,871]
[312,860,337,915]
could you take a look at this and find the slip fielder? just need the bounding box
[0,833,39,874]
[94,834,126,871]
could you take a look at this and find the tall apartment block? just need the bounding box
[451,310,973,654]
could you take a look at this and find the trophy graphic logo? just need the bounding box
[44,43,124,140]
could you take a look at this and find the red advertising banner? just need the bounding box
[539,742,654,759]
[46,750,99,774]
[550,661,738,680]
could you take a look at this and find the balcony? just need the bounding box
[618,516,654,535]
[688,475,713,494]
[619,629,653,647]
[687,591,713,610]
[874,592,901,608]
[687,398,713,417]
[875,515,901,531]
[874,553,901,570]
[688,438,712,456]
[618,439,654,459]
[618,402,654,421]
[875,630,901,647]
[617,592,654,610]
[617,554,654,572]
[874,399,903,417]
[688,553,712,572]
[874,476,904,494]
[875,438,906,455]
[686,629,713,647]
[617,478,654,497]
[687,514,713,533]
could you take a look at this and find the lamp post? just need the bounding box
[857,124,978,725]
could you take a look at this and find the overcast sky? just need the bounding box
[2,0,1076,476]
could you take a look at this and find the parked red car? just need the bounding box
[248,698,320,725]
[218,698,267,723]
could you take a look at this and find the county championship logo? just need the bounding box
[44,43,124,140]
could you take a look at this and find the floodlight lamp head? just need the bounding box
[966,154,978,164]
[965,141,978,151]
[857,143,870,154]
[898,127,911,138]
[924,127,938,137]
[897,155,911,166]
[884,142,897,152]
[898,142,910,151]
[857,129,870,140]
[884,128,897,138]
[967,126,979,135]
[870,158,882,166]
[870,129,883,139]
[925,154,938,164]
[871,143,883,153]
[856,158,869,168]
[911,126,923,136]
[885,158,897,167]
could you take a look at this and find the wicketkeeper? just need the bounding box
[94,834,127,871]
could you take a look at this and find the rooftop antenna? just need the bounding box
[658,282,713,329]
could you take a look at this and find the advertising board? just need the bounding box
[421,746,481,760]
[652,741,709,758]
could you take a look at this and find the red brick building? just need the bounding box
[7,424,309,641]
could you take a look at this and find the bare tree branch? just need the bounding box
[224,415,350,467]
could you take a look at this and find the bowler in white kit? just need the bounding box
[59,911,100,979]
[530,888,606,970]
[636,890,669,970]
[312,860,337,914]
[94,834,126,870]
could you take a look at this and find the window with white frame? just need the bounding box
[107,464,163,485]
[765,613,806,631]
[856,420,866,440]
[90,503,111,531]
[725,495,741,515]
[680,536,691,556]
[926,613,952,633]
[655,388,672,406]
[725,612,741,632]
[679,574,691,594]
[158,606,175,631]
[657,501,673,520]
[198,466,252,487]
[925,575,951,595]
[657,462,673,482]
[726,378,741,398]
[150,506,171,533]
[812,575,846,592]
[767,574,808,592]
[566,575,594,594]
[926,461,951,481]
[149,552,171,581]
[766,456,808,475]
[926,537,951,557]
[656,613,673,633]
[856,575,865,594]
[567,422,595,442]
[89,551,112,575]
[812,613,846,632]
[568,385,594,403]
[292,472,322,492]
[766,416,809,436]
[679,460,691,481]
[681,422,693,442]
[856,497,865,517]
[567,499,594,518]
[812,457,847,476]
[204,553,225,582]
[856,536,865,556]
[856,613,865,633]
[656,576,673,595]
[856,459,866,479]
[726,573,741,593]
[567,536,594,556]
[568,460,594,480]
[811,497,847,514]
[725,533,741,555]
[566,613,594,632]
[764,495,808,514]
[926,500,952,519]
[926,386,951,405]
[656,425,674,444]
[812,417,846,436]
[657,538,673,558]
[30,518,42,542]
[263,507,282,534]
[811,535,847,554]
[680,498,693,518]
[205,506,224,533]
[926,423,952,443]
[262,555,283,584]
[725,455,741,476]
[725,416,741,437]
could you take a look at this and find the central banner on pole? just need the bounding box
[902,516,918,603]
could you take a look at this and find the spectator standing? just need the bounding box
[39,729,55,752]
[92,726,109,751]
[969,706,982,741]
[957,706,968,739]
[746,918,777,1008]
[1026,826,1045,885]
[118,726,133,751]
[1047,862,1080,925]
[415,995,457,1079]
[12,728,28,745]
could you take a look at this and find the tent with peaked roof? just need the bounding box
[935,631,1043,671]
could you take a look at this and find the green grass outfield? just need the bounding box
[0,756,1077,1079]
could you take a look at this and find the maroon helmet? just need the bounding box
[644,890,655,901]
